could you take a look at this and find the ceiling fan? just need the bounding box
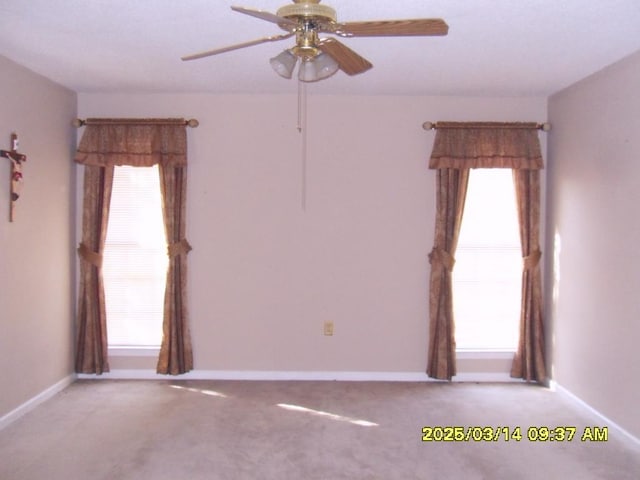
[182,0,448,82]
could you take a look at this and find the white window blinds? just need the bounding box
[453,169,521,350]
[102,165,168,347]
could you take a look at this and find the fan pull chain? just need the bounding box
[298,79,308,211]
[297,78,304,133]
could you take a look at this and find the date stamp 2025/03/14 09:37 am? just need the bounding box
[421,426,609,443]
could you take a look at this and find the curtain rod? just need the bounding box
[73,118,199,128]
[422,121,551,132]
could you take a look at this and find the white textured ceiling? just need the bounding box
[1,0,640,96]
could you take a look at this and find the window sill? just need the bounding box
[456,349,516,360]
[108,346,160,357]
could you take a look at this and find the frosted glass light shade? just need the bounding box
[270,50,298,79]
[298,58,317,82]
[312,52,339,80]
[298,53,339,82]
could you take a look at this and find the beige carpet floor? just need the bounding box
[1,380,639,479]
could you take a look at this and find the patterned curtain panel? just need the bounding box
[75,165,114,374]
[75,119,193,375]
[157,164,193,374]
[511,170,546,382]
[427,168,469,380]
[427,122,546,383]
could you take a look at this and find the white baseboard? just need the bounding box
[552,381,640,448]
[0,374,76,431]
[76,369,522,383]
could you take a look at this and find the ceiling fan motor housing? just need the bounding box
[277,0,337,24]
[277,0,337,59]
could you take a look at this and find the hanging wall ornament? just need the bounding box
[0,133,28,222]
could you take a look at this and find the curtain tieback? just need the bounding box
[77,242,103,268]
[523,249,542,270]
[168,238,192,258]
[429,247,456,272]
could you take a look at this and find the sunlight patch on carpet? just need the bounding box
[277,403,379,427]
[170,384,227,398]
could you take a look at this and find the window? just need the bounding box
[453,169,521,351]
[102,165,168,347]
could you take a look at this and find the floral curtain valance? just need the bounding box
[74,119,187,167]
[429,122,544,170]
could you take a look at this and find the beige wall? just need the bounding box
[0,56,77,417]
[547,50,640,438]
[79,93,546,374]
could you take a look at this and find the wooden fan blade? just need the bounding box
[336,18,448,37]
[317,38,373,76]
[231,6,298,28]
[181,32,294,61]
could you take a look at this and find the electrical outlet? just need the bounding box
[323,321,334,336]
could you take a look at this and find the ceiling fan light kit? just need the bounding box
[271,49,339,82]
[182,0,448,83]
